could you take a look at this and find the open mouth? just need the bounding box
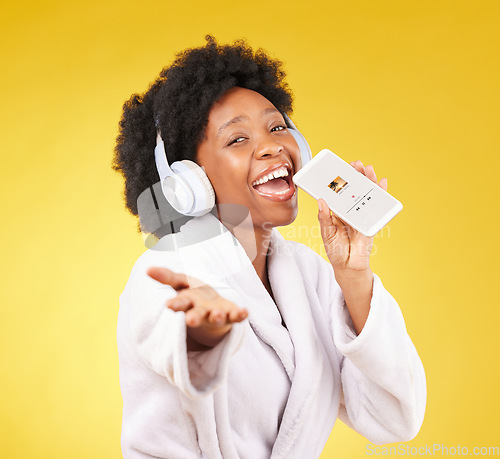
[251,165,296,201]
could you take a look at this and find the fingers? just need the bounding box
[364,164,378,183]
[168,294,216,327]
[184,305,248,328]
[228,307,248,323]
[166,288,248,328]
[318,198,354,250]
[147,267,190,290]
[147,267,206,290]
[208,307,248,326]
[166,295,193,311]
[318,199,338,240]
[378,177,388,191]
[350,160,365,175]
[185,307,209,327]
[350,160,388,190]
[317,199,330,223]
[318,199,345,228]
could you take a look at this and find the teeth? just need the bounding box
[252,167,289,186]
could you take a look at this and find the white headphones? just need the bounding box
[154,113,312,217]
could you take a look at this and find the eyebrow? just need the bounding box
[216,107,281,138]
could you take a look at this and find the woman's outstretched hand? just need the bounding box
[317,160,388,273]
[147,267,248,351]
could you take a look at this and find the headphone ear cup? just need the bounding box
[154,134,215,217]
[162,172,195,215]
[171,160,215,217]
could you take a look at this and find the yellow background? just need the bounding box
[1,0,499,457]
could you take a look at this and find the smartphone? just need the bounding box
[292,149,403,237]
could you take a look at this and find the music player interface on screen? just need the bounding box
[326,173,374,215]
[293,149,402,237]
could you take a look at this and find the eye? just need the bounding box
[271,124,287,132]
[227,136,247,146]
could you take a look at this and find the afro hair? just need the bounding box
[112,35,294,234]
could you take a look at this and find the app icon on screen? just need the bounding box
[328,176,348,193]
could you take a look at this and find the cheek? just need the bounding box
[207,158,250,202]
[287,139,302,168]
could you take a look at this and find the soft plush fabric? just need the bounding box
[117,212,426,458]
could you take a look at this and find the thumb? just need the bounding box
[318,199,348,227]
[147,267,194,290]
[317,199,340,240]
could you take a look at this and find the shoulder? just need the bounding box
[125,213,223,288]
[122,214,244,300]
[119,245,179,306]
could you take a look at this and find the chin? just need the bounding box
[261,202,298,229]
[277,212,298,228]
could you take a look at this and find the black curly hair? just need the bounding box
[112,35,294,235]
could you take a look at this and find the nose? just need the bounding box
[254,133,284,159]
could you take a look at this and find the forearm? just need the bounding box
[334,268,373,335]
[333,272,427,443]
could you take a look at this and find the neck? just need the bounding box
[249,226,273,288]
[216,207,273,295]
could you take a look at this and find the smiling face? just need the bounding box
[196,87,301,230]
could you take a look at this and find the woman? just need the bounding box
[113,36,426,458]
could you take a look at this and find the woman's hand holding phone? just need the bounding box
[317,160,388,272]
[317,160,388,335]
[147,267,248,351]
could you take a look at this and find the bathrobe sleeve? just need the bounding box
[122,252,247,400]
[327,269,427,444]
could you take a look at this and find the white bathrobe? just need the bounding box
[117,212,426,458]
